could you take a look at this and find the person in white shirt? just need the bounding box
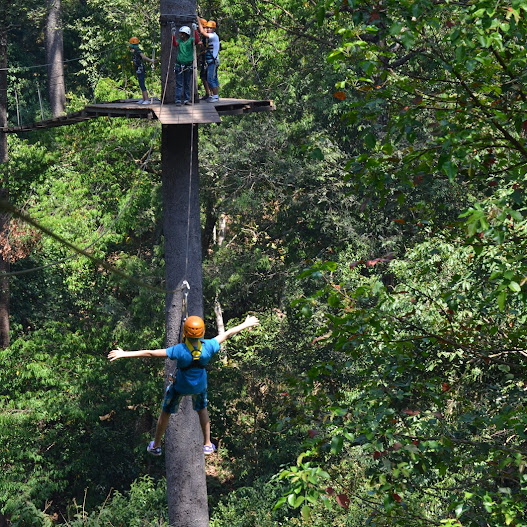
[197,18,220,102]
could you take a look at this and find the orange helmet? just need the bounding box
[199,18,207,26]
[184,316,205,339]
[129,37,140,44]
[205,20,216,28]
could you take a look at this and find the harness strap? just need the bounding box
[178,337,205,371]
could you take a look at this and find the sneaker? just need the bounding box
[207,95,219,103]
[147,441,162,456]
[175,101,182,106]
[203,443,216,455]
[142,99,152,105]
[184,100,191,105]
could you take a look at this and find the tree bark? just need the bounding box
[0,16,7,163]
[0,188,9,350]
[46,0,66,117]
[162,123,208,527]
[0,20,9,350]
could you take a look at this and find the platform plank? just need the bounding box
[152,103,221,124]
[0,98,275,133]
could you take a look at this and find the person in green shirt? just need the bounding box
[172,25,199,105]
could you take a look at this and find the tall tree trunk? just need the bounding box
[46,0,65,117]
[0,20,7,163]
[0,188,9,351]
[0,21,9,350]
[162,123,208,527]
[160,0,209,522]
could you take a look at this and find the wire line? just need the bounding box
[0,199,170,294]
[2,137,158,277]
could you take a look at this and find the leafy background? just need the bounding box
[1,0,526,526]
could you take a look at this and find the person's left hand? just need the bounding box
[108,347,126,361]
[244,316,260,328]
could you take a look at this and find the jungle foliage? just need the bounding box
[1,0,526,526]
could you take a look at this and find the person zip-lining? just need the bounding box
[128,37,156,104]
[108,315,259,455]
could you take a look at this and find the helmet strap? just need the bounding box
[183,337,202,360]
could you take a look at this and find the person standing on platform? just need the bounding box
[172,25,200,106]
[197,18,220,103]
[197,18,211,101]
[128,37,156,104]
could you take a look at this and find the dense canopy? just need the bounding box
[1,0,526,526]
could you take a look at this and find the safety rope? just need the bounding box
[0,44,125,72]
[184,34,198,280]
[161,27,175,104]
[0,137,158,277]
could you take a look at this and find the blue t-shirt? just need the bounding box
[166,337,220,394]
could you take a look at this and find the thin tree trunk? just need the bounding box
[214,295,224,335]
[46,0,65,116]
[162,123,208,527]
[216,213,226,246]
[214,214,226,355]
[0,19,7,163]
[0,188,9,350]
[0,21,9,350]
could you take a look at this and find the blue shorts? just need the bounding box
[162,382,208,413]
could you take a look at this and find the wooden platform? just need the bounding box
[0,98,275,133]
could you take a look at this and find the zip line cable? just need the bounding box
[0,43,127,72]
[0,27,198,292]
[0,33,174,283]
[0,198,171,294]
[184,41,198,279]
[1,138,158,277]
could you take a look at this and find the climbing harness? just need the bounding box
[179,337,205,370]
[167,281,206,380]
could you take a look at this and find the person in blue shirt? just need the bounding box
[108,314,259,455]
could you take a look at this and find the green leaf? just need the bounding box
[389,22,404,36]
[331,435,344,454]
[310,147,325,160]
[497,290,507,311]
[293,494,305,508]
[400,30,415,49]
[442,160,457,181]
[274,496,287,509]
[316,7,326,25]
[364,133,376,149]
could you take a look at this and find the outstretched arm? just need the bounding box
[215,315,260,345]
[197,17,208,38]
[140,52,156,63]
[108,347,168,362]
